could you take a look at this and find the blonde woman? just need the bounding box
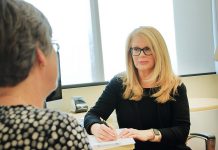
[84,26,191,150]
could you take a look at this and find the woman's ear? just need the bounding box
[35,47,47,67]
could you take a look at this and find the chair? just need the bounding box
[187,132,216,150]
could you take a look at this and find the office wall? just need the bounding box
[182,74,218,98]
[173,0,215,75]
[47,74,218,112]
[188,109,218,150]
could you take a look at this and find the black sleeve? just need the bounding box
[159,83,191,145]
[84,75,123,134]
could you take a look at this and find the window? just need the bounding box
[98,0,177,80]
[25,0,177,86]
[26,0,93,85]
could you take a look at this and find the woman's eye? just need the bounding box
[144,47,150,50]
[133,48,140,51]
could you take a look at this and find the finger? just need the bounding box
[119,128,129,136]
[101,124,117,138]
[120,129,136,138]
[101,131,117,141]
[119,129,131,138]
[96,132,116,141]
[96,125,117,141]
[96,136,105,142]
[95,131,108,141]
[121,132,134,138]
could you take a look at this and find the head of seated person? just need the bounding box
[0,0,56,107]
[0,0,91,149]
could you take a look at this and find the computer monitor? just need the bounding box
[46,51,62,103]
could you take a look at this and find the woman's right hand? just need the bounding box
[90,123,118,141]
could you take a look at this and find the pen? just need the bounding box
[101,119,109,127]
[101,119,118,138]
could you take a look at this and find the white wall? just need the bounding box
[47,74,218,112]
[182,75,218,98]
[213,0,218,73]
[173,0,216,75]
[216,62,218,73]
[188,109,218,150]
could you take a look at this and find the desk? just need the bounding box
[189,98,218,150]
[70,98,218,118]
[68,112,135,150]
[68,98,218,150]
[91,144,135,150]
[189,98,218,112]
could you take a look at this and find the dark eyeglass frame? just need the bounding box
[130,47,152,56]
[52,42,60,52]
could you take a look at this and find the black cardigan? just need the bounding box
[84,76,191,150]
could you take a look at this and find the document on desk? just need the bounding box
[88,129,135,150]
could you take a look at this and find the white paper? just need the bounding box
[88,129,135,149]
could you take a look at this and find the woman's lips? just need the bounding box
[138,60,148,64]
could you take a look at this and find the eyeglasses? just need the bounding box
[52,43,60,52]
[130,47,152,56]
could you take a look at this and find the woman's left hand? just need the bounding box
[118,128,154,141]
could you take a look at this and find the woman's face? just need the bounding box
[130,35,155,75]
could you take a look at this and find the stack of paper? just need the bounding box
[88,129,135,150]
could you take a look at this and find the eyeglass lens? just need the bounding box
[52,43,60,52]
[130,47,152,56]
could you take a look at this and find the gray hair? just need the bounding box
[0,0,53,86]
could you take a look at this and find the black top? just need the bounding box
[0,105,91,150]
[84,75,191,150]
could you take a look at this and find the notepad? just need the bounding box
[88,129,135,149]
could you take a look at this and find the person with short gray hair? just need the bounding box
[0,0,91,149]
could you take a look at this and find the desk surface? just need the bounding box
[70,98,218,116]
[189,98,218,112]
[68,98,218,149]
[68,112,134,150]
[92,144,134,150]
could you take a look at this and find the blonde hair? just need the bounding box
[122,26,181,103]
